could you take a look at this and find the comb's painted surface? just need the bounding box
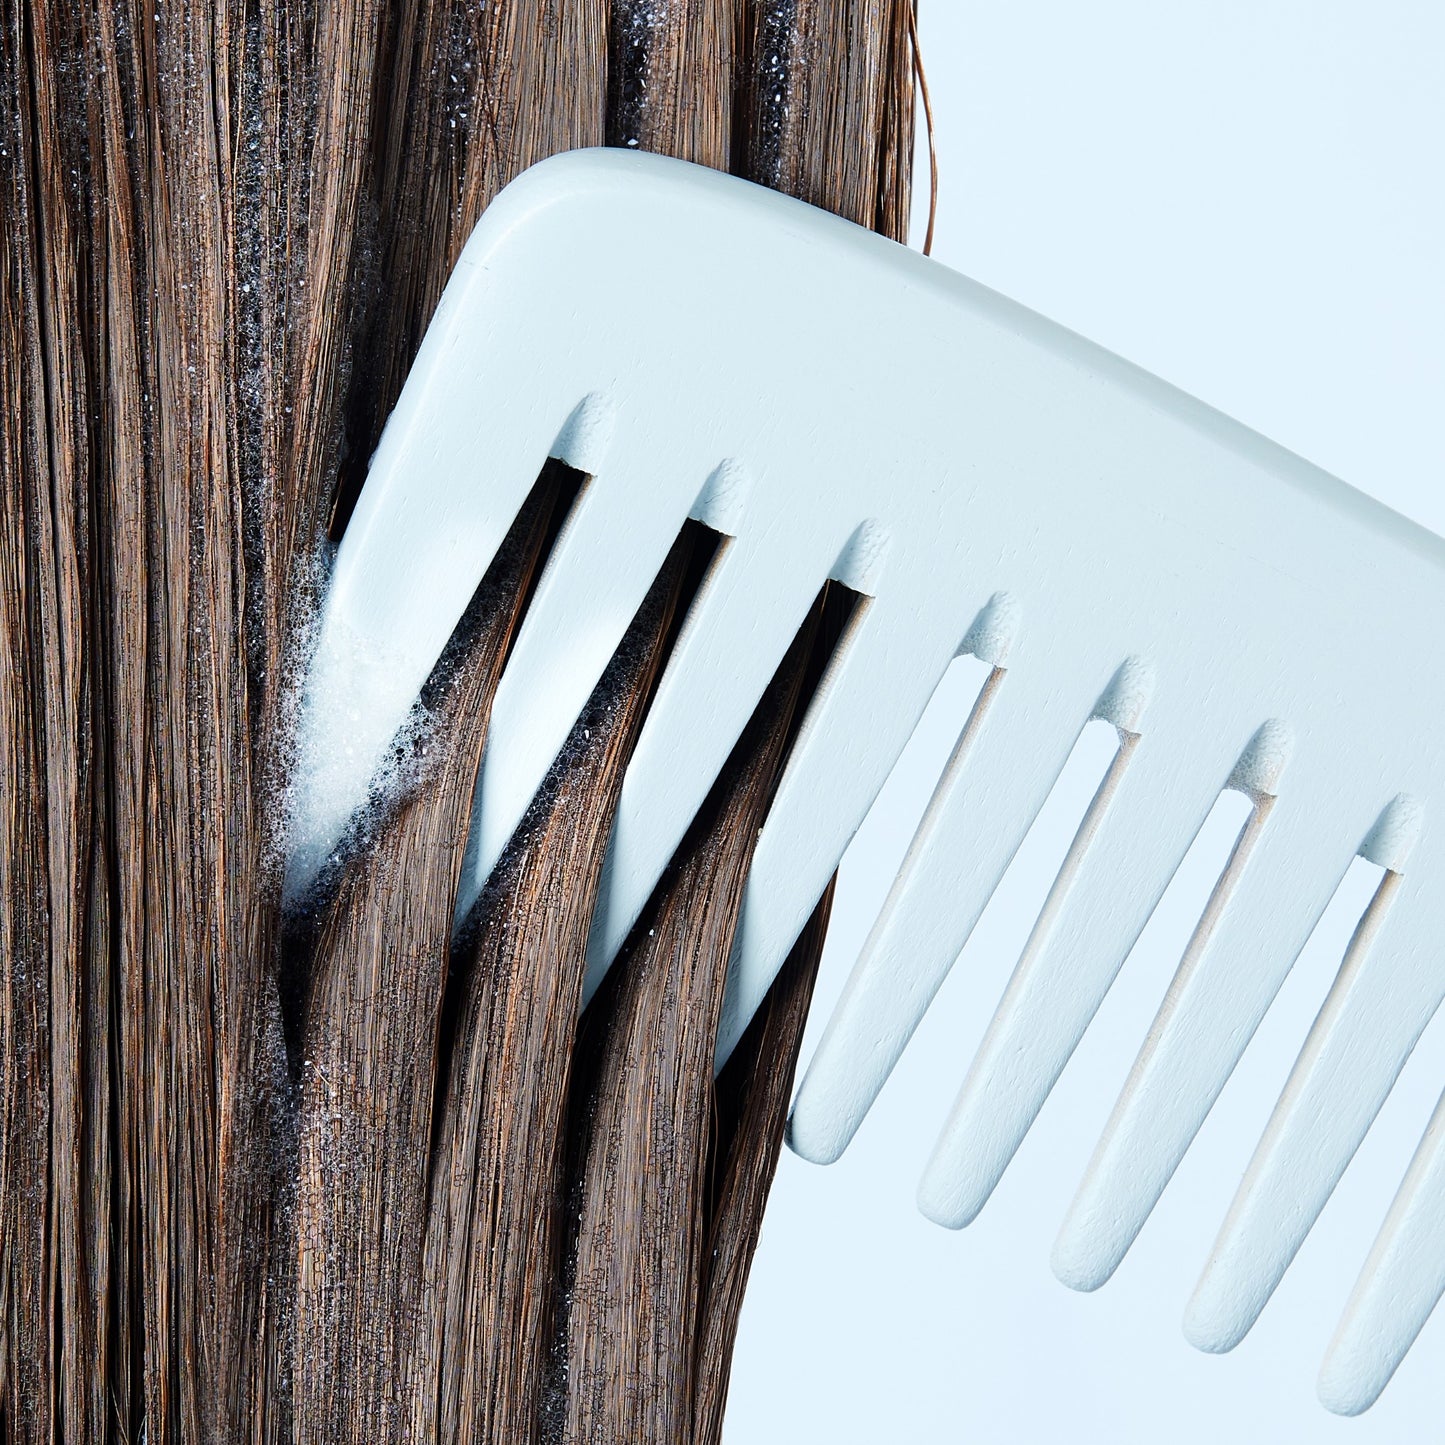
[284,148,1445,1412]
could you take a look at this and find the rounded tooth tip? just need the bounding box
[1317,1355,1382,1418]
[1050,1235,1112,1294]
[1181,1291,1249,1355]
[915,1172,980,1231]
[783,1106,850,1167]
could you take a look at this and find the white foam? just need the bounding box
[280,578,438,911]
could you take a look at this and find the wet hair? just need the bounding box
[0,2,914,1439]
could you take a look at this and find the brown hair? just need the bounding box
[1,3,914,1440]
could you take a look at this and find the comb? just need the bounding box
[283,148,1445,1415]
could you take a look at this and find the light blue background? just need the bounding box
[726,5,1445,1440]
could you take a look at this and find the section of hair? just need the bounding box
[692,882,834,1445]
[329,0,610,536]
[3,3,114,1437]
[609,0,741,165]
[555,596,824,1441]
[412,527,706,1445]
[0,1,917,1440]
[291,480,560,1442]
[552,575,857,1445]
[740,0,915,239]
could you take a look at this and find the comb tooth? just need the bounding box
[1184,864,1443,1354]
[706,591,968,1066]
[1053,785,1370,1293]
[284,354,566,904]
[914,707,1243,1230]
[786,657,1098,1166]
[453,423,705,923]
[1319,1084,1445,1416]
[579,521,844,997]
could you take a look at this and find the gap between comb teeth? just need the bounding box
[787,653,1126,1170]
[1054,786,1401,1301]
[913,700,1264,1231]
[1182,860,1422,1356]
[1049,786,1278,1290]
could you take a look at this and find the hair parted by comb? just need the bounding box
[1,2,913,1440]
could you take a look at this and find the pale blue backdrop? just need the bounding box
[725,5,1445,1440]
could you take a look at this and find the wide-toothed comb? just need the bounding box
[284,147,1445,1415]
